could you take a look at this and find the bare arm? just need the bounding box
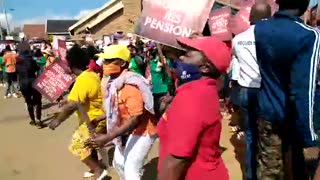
[158,155,189,180]
[48,101,78,130]
[89,115,142,147]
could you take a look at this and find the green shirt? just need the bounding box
[0,57,6,73]
[129,56,145,76]
[36,56,47,66]
[150,57,173,94]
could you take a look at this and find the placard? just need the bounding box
[33,61,74,102]
[229,6,251,35]
[118,39,131,46]
[134,0,215,48]
[103,35,112,45]
[209,7,232,41]
[58,39,67,62]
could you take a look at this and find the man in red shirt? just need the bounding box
[157,36,231,180]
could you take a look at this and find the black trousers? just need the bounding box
[5,72,18,95]
[20,81,42,121]
[153,93,167,121]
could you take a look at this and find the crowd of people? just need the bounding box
[3,0,320,180]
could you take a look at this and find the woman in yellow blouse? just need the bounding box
[49,45,107,180]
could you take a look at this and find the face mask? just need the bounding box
[174,61,202,84]
[103,63,121,76]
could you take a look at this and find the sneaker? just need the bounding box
[4,93,12,99]
[12,93,19,98]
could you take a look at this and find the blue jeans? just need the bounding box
[239,86,259,180]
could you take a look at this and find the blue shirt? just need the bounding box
[255,11,320,147]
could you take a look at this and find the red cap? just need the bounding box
[177,36,231,73]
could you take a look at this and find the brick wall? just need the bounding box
[90,0,141,40]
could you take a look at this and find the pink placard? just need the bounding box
[33,61,75,102]
[229,5,251,35]
[135,0,216,48]
[209,7,232,41]
[58,39,67,62]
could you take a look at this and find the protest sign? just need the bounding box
[118,39,131,46]
[58,39,67,62]
[230,0,242,7]
[52,36,66,56]
[103,35,112,45]
[135,0,215,48]
[229,5,251,35]
[33,61,74,102]
[209,7,232,41]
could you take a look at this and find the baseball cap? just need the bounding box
[96,44,131,62]
[177,36,231,73]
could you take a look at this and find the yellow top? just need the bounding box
[68,70,104,124]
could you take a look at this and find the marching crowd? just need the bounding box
[2,0,320,180]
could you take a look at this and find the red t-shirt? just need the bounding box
[157,78,229,180]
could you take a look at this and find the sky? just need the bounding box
[1,0,109,28]
[1,0,320,29]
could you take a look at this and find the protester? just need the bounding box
[16,42,43,127]
[86,45,102,76]
[33,49,46,75]
[231,2,272,180]
[48,45,107,180]
[254,0,320,179]
[3,45,19,98]
[86,45,157,180]
[128,44,146,76]
[148,45,174,120]
[157,36,231,180]
[228,55,244,139]
[43,49,55,68]
[0,50,5,86]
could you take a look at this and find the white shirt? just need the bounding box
[232,25,261,88]
[228,55,240,81]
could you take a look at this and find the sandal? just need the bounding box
[83,171,94,178]
[97,170,108,180]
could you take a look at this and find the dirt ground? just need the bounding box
[0,87,244,180]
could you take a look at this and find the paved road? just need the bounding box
[0,87,243,180]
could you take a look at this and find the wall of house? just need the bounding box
[88,0,141,40]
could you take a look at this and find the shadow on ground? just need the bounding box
[142,157,158,180]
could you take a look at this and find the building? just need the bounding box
[46,20,78,40]
[23,24,46,40]
[214,0,241,14]
[69,0,141,41]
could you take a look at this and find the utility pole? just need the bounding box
[2,0,10,35]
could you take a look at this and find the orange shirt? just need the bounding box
[3,52,17,73]
[118,84,157,136]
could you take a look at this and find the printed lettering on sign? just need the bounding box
[135,0,216,48]
[58,39,67,62]
[209,7,232,41]
[33,61,75,102]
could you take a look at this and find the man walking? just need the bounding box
[232,2,272,180]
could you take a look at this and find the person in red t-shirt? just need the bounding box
[157,36,231,180]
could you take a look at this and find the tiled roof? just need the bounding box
[46,20,78,34]
[23,24,46,39]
